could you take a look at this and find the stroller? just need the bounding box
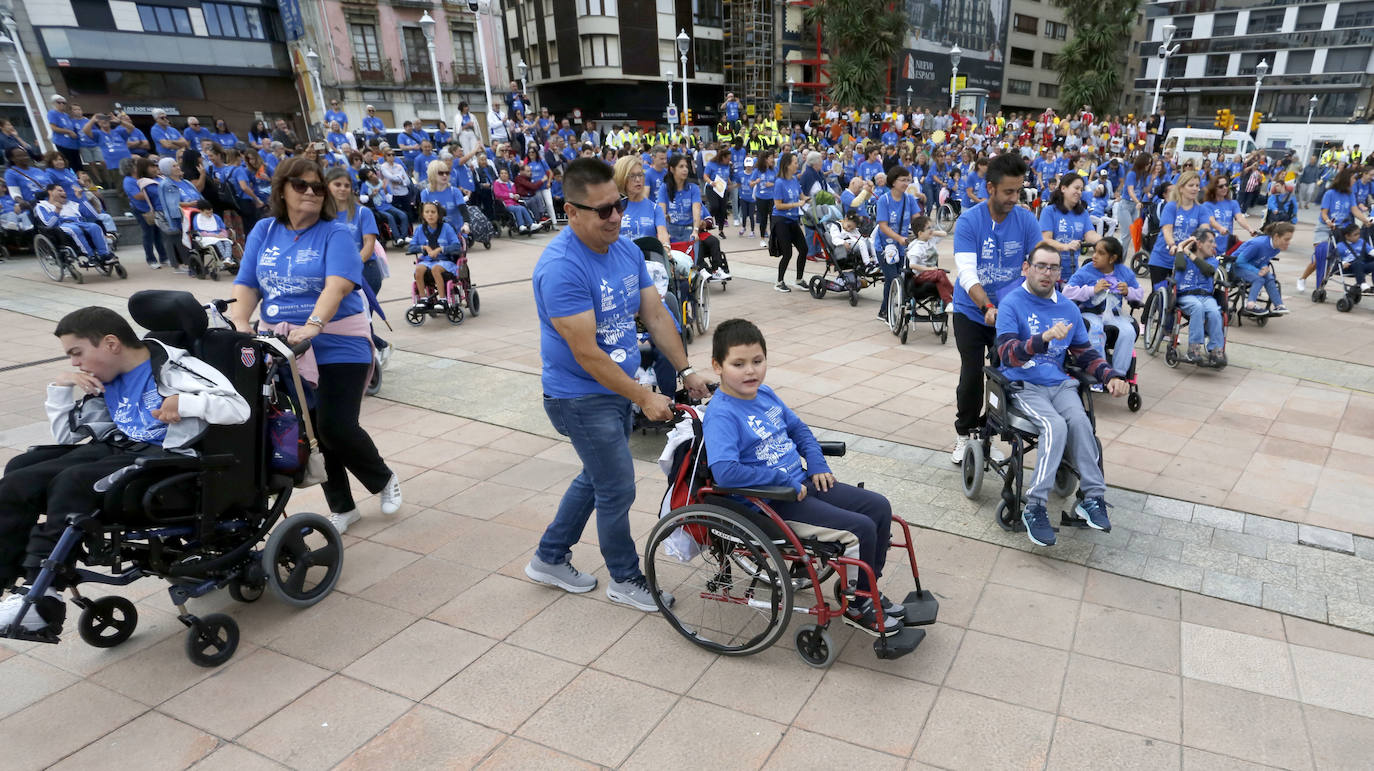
[803,203,879,306]
[462,203,495,250]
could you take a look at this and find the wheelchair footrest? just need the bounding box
[1059,510,1091,529]
[901,589,940,627]
[0,624,61,644]
[873,626,925,660]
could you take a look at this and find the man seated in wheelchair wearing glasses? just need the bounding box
[995,242,1130,547]
[0,306,249,635]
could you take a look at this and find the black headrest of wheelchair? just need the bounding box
[635,236,664,257]
[128,290,208,341]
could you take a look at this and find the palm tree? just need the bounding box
[804,0,907,108]
[1051,0,1142,113]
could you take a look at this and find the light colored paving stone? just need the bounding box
[1261,584,1328,622]
[1297,523,1356,554]
[1192,505,1246,532]
[1244,514,1299,543]
[1145,495,1196,522]
[1289,645,1374,719]
[1200,571,1264,606]
[1180,623,1298,700]
[1141,557,1204,592]
[1210,528,1272,560]
[1327,596,1374,634]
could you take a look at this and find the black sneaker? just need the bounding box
[843,597,901,637]
[774,281,791,293]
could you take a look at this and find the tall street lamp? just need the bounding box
[1247,58,1269,136]
[466,0,495,125]
[787,75,795,105]
[516,58,528,112]
[949,45,962,110]
[664,68,677,125]
[1305,94,1319,159]
[305,48,327,138]
[1151,23,1179,117]
[677,30,690,126]
[418,11,446,124]
[906,85,913,109]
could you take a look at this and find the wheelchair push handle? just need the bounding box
[255,331,313,358]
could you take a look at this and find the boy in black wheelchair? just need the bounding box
[0,307,249,634]
[996,243,1129,547]
[703,319,903,636]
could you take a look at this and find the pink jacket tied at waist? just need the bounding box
[259,312,374,388]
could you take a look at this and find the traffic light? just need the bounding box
[774,103,783,121]
[1214,109,1226,129]
[1250,111,1263,131]
[1213,108,1234,132]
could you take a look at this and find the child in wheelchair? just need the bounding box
[1063,237,1142,378]
[34,183,116,264]
[703,319,903,636]
[190,199,240,272]
[996,243,1129,546]
[0,306,250,634]
[825,211,877,271]
[1174,227,1228,366]
[904,215,955,306]
[1335,222,1374,292]
[408,201,464,309]
[1230,221,1293,315]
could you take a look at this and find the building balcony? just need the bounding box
[451,67,485,87]
[352,59,395,83]
[36,27,289,75]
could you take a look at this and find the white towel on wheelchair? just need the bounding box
[657,408,707,562]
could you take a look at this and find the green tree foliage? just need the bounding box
[1051,0,1142,114]
[804,0,906,108]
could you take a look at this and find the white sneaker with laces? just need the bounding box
[379,473,403,515]
[0,587,62,632]
[950,434,969,464]
[716,270,731,280]
[1296,277,1307,292]
[328,509,361,534]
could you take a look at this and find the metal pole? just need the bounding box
[1247,70,1264,136]
[950,63,958,110]
[1306,98,1317,160]
[665,73,675,125]
[3,16,49,153]
[426,39,445,120]
[681,53,689,127]
[5,54,43,155]
[471,7,495,125]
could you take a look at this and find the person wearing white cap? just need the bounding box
[46,95,84,171]
[361,105,385,140]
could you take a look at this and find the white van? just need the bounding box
[1161,129,1258,164]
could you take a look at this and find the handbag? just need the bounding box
[265,335,326,488]
[286,353,327,489]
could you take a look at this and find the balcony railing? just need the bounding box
[352,58,394,83]
[451,64,484,87]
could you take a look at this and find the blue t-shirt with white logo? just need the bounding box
[104,358,167,445]
[620,198,665,240]
[702,384,829,490]
[663,182,701,226]
[874,191,918,252]
[1038,205,1094,282]
[533,228,654,398]
[1150,201,1207,269]
[952,202,1044,324]
[235,218,367,365]
[773,177,802,221]
[996,284,1089,387]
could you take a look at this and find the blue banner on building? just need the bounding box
[279,0,305,41]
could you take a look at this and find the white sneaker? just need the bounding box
[328,509,361,534]
[1296,277,1307,292]
[1362,281,1372,292]
[950,434,969,464]
[988,444,1007,463]
[0,587,62,632]
[377,345,393,369]
[716,270,731,280]
[760,239,768,248]
[150,263,162,270]
[379,473,403,515]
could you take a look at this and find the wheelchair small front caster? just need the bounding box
[229,579,265,603]
[1127,390,1142,412]
[961,441,984,499]
[184,613,239,667]
[77,596,138,648]
[794,624,837,668]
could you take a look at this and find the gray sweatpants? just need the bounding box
[1011,379,1105,507]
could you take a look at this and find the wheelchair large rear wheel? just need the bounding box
[693,273,710,335]
[262,512,344,608]
[1142,291,1166,354]
[77,596,138,648]
[34,234,64,281]
[645,504,794,656]
[889,284,905,337]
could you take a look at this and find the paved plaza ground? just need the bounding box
[0,218,1372,769]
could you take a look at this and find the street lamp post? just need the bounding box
[418,11,446,124]
[516,59,528,113]
[1247,58,1269,136]
[1305,94,1319,160]
[906,86,913,109]
[1151,23,1178,117]
[1,15,48,153]
[466,1,495,123]
[664,68,676,125]
[949,45,962,110]
[787,75,795,106]
[304,48,327,138]
[677,30,690,127]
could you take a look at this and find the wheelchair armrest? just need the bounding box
[133,453,236,471]
[819,441,846,457]
[1065,365,1095,390]
[25,444,73,453]
[984,365,1011,389]
[708,485,800,502]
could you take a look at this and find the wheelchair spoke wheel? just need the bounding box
[794,624,838,668]
[263,512,344,608]
[888,284,905,336]
[1143,292,1165,354]
[646,505,794,656]
[405,307,426,326]
[229,579,265,603]
[34,235,64,281]
[445,303,465,325]
[184,613,239,668]
[694,275,710,335]
[77,596,138,648]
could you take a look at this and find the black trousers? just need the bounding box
[953,312,999,436]
[0,442,149,589]
[773,217,808,282]
[57,146,83,172]
[756,199,774,238]
[694,234,729,273]
[316,362,393,513]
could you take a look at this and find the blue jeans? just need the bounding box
[1234,264,1282,305]
[136,214,167,266]
[667,222,693,243]
[375,204,409,242]
[1177,294,1224,350]
[507,203,534,228]
[537,394,641,582]
[1082,312,1136,374]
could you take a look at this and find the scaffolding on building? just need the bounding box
[723,0,777,114]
